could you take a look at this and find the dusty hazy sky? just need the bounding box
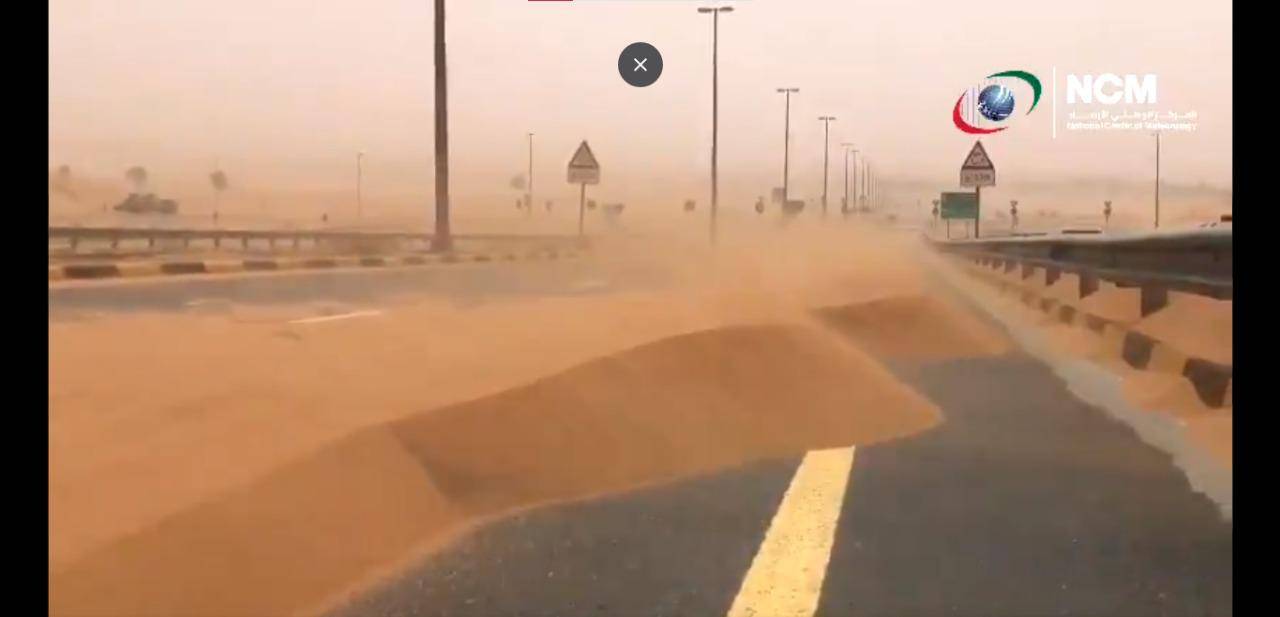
[49,0,1231,206]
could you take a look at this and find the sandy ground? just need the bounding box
[50,222,1022,616]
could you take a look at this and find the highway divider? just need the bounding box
[928,228,1232,315]
[949,255,1232,409]
[48,247,584,283]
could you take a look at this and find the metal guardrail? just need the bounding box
[48,226,585,253]
[928,228,1232,315]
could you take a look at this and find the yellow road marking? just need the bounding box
[727,446,856,617]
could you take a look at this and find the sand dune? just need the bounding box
[51,320,940,617]
[49,225,1029,616]
[813,295,1011,360]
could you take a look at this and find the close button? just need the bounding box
[618,42,663,88]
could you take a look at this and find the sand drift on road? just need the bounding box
[49,225,1014,617]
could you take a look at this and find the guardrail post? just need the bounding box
[148,236,155,249]
[269,237,276,250]
[1003,259,1016,274]
[1045,266,1060,286]
[70,236,79,252]
[293,236,300,250]
[1079,273,1099,298]
[1020,263,1035,280]
[214,236,221,249]
[183,237,190,249]
[241,236,249,250]
[1140,285,1169,316]
[111,235,119,250]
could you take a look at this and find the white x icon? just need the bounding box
[633,58,648,72]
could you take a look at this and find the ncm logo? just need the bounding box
[953,70,1042,134]
[1066,74,1157,104]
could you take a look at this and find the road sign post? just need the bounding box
[567,141,600,237]
[579,183,586,235]
[976,186,981,237]
[959,140,995,238]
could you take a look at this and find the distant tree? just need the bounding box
[210,170,228,219]
[125,166,148,192]
[52,165,78,201]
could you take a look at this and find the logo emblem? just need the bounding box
[953,70,1042,134]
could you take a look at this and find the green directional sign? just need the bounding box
[940,191,978,220]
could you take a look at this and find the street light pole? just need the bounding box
[356,151,364,219]
[777,88,799,204]
[527,132,534,217]
[840,142,855,215]
[859,158,868,209]
[432,0,451,251]
[868,161,874,210]
[1153,131,1161,229]
[818,116,836,218]
[699,6,734,244]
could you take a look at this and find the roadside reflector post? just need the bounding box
[1079,273,1099,298]
[1140,285,1169,316]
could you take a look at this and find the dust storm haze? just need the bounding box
[48,3,1235,614]
[49,0,1231,226]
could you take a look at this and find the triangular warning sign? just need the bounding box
[568,141,599,170]
[961,141,994,170]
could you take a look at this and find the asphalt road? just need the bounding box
[48,258,668,319]
[329,352,1232,617]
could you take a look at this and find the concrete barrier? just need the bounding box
[50,247,589,283]
[955,258,1233,409]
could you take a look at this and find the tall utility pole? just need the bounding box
[870,162,876,209]
[356,151,364,219]
[699,6,734,244]
[868,161,874,210]
[432,0,451,251]
[840,142,855,215]
[1153,131,1161,229]
[860,159,868,209]
[818,116,836,218]
[527,132,534,217]
[850,149,859,212]
[777,88,799,203]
